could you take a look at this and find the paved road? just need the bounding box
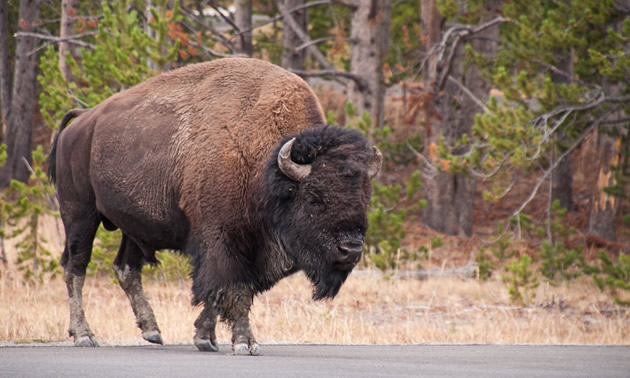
[1,343,628,377]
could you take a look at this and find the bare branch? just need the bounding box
[601,117,630,125]
[188,39,246,58]
[290,69,366,91]
[525,92,630,162]
[470,152,513,179]
[275,0,336,72]
[528,109,574,161]
[233,0,334,41]
[330,0,357,8]
[406,141,438,179]
[435,17,509,90]
[27,41,52,57]
[533,92,630,126]
[437,34,463,90]
[21,157,36,176]
[294,36,335,52]
[512,109,615,217]
[447,75,491,114]
[207,0,240,33]
[69,94,89,108]
[180,5,234,51]
[533,59,597,89]
[15,31,96,49]
[421,17,510,91]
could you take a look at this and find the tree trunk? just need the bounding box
[588,131,622,242]
[550,49,574,210]
[551,131,573,210]
[234,0,253,56]
[144,0,158,70]
[348,0,391,131]
[59,0,78,80]
[420,0,501,236]
[586,19,627,243]
[281,0,307,71]
[0,0,11,127]
[0,0,41,188]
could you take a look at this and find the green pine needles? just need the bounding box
[38,0,182,130]
[7,147,59,283]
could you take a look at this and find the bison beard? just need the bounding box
[48,58,381,355]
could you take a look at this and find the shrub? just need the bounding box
[503,255,539,305]
[7,147,60,283]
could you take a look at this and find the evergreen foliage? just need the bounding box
[503,254,539,305]
[434,1,629,230]
[0,145,8,266]
[7,147,59,283]
[537,200,584,284]
[488,220,515,268]
[38,0,182,129]
[586,251,630,306]
[475,248,492,281]
[143,251,191,284]
[343,103,425,272]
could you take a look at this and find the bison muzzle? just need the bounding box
[48,58,382,355]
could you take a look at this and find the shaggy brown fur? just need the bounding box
[49,58,380,355]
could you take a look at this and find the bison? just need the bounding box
[48,58,381,355]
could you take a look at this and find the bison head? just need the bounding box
[262,126,381,300]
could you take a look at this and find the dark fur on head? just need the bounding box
[259,125,373,300]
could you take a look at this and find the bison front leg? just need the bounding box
[221,287,260,356]
[193,304,219,352]
[113,235,163,345]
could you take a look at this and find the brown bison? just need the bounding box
[48,58,381,355]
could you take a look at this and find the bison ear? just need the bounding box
[367,146,383,179]
[278,138,312,182]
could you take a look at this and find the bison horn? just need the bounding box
[278,138,312,182]
[367,146,383,179]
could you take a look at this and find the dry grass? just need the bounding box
[1,268,629,345]
[1,215,628,345]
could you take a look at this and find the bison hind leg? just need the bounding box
[61,217,100,347]
[113,235,163,345]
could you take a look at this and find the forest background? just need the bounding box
[0,0,629,344]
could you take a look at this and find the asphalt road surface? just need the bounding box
[1,343,628,377]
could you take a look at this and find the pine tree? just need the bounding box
[461,1,629,241]
[8,146,59,283]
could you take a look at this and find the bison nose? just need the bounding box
[335,240,363,270]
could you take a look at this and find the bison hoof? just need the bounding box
[74,335,98,347]
[194,337,219,352]
[142,330,163,345]
[233,342,260,356]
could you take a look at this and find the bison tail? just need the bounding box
[47,109,89,184]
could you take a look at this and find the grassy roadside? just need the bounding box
[1,269,628,345]
[1,215,628,345]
